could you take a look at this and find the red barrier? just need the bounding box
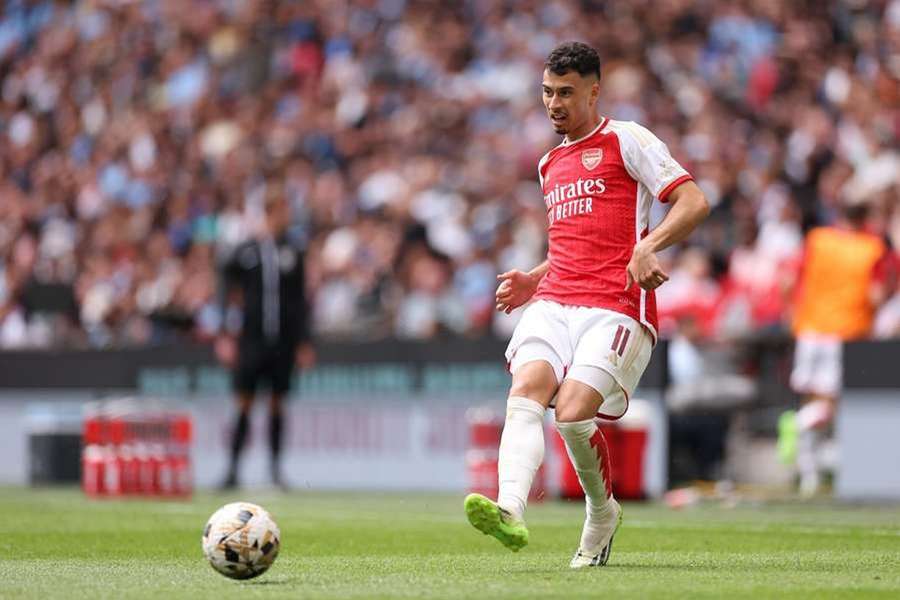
[81,405,192,499]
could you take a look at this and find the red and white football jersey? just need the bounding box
[533,117,693,340]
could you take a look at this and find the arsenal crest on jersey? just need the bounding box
[581,148,603,170]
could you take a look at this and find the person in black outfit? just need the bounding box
[215,183,315,489]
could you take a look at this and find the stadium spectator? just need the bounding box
[0,0,897,348]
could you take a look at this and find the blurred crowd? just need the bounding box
[0,0,898,349]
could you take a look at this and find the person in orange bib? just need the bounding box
[788,199,888,496]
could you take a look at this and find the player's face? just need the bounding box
[542,69,599,136]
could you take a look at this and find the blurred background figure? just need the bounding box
[215,182,315,490]
[783,198,891,496]
[667,312,756,485]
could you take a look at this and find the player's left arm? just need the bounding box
[293,245,316,369]
[625,180,709,290]
[869,244,895,308]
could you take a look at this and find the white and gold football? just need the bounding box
[201,502,281,580]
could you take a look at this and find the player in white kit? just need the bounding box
[464,42,709,568]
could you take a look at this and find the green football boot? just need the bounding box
[464,493,529,552]
[778,410,798,465]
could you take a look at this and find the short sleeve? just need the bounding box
[616,121,693,203]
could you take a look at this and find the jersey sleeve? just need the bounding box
[617,121,693,203]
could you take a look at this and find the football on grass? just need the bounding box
[202,502,281,579]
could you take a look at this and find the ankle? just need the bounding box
[586,497,615,519]
[497,499,525,522]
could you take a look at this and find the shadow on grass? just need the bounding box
[502,567,570,575]
[604,562,700,570]
[242,577,298,586]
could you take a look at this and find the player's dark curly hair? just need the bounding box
[545,42,601,79]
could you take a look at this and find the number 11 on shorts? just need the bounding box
[611,325,630,357]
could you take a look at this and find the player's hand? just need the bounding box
[496,270,539,314]
[214,334,237,368]
[295,342,316,370]
[625,243,669,291]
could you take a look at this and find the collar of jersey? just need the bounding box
[560,117,609,148]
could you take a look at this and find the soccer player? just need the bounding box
[464,42,709,568]
[785,199,888,496]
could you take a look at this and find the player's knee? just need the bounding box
[554,400,592,423]
[508,379,552,402]
[509,361,558,405]
[236,393,254,414]
[268,394,285,415]
[554,379,604,423]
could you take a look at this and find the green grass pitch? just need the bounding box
[1,487,899,599]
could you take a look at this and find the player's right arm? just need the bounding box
[496,259,549,313]
[214,244,244,367]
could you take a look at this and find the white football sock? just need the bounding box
[797,399,831,430]
[797,427,821,496]
[796,400,830,497]
[556,418,614,551]
[496,396,546,522]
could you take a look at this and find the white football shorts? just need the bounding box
[505,300,653,419]
[790,333,843,397]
